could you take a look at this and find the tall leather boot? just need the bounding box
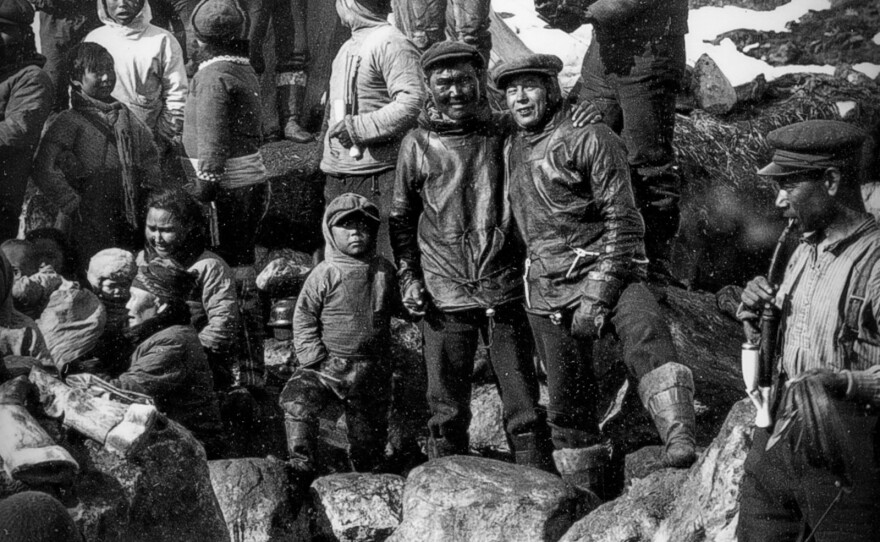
[277,71,314,143]
[511,431,556,473]
[638,362,697,468]
[552,442,613,512]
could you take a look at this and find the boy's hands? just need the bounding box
[570,100,603,127]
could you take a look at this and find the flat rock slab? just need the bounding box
[310,473,405,542]
[209,457,304,542]
[389,456,577,542]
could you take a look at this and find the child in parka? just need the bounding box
[280,193,402,482]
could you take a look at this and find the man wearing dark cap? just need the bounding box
[738,120,880,541]
[535,0,687,278]
[389,41,553,469]
[495,54,697,501]
[101,257,225,457]
[1,0,53,240]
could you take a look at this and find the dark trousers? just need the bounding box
[528,281,676,449]
[578,33,686,252]
[248,0,309,73]
[738,412,880,542]
[148,0,197,62]
[420,303,543,449]
[324,170,395,260]
[39,10,101,111]
[212,183,268,267]
[391,0,491,62]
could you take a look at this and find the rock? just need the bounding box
[691,53,737,115]
[69,418,230,542]
[309,473,405,542]
[209,458,304,542]
[255,257,312,298]
[559,467,688,542]
[468,383,512,454]
[557,399,754,542]
[389,456,578,542]
[734,74,768,105]
[651,399,755,542]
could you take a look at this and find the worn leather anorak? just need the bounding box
[390,107,523,312]
[506,106,646,315]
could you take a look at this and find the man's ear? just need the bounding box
[824,167,842,197]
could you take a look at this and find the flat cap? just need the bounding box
[0,0,34,26]
[492,54,563,89]
[191,0,249,42]
[421,41,484,72]
[758,120,867,177]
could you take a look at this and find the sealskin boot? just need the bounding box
[552,443,613,512]
[638,362,697,468]
[427,435,468,460]
[511,431,556,473]
[277,71,314,143]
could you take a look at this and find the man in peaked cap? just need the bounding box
[738,120,880,541]
[0,0,53,240]
[390,42,554,471]
[496,54,697,504]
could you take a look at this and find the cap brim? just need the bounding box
[756,162,815,177]
[493,68,556,89]
[329,208,380,226]
[422,52,484,72]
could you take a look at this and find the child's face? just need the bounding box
[331,216,375,258]
[32,239,65,273]
[77,55,116,102]
[1,245,37,278]
[104,0,145,26]
[101,278,130,301]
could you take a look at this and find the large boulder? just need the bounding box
[209,458,305,542]
[389,456,578,542]
[68,418,230,542]
[557,399,755,542]
[308,473,405,542]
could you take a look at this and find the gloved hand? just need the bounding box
[328,119,354,149]
[790,368,849,399]
[535,0,593,33]
[188,168,222,203]
[570,275,624,340]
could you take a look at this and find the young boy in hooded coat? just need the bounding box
[280,193,403,481]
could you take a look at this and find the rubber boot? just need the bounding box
[511,431,556,473]
[277,71,314,143]
[638,362,697,468]
[552,442,613,512]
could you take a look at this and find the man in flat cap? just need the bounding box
[389,41,553,469]
[495,54,697,502]
[1,0,53,240]
[737,120,880,541]
[534,0,687,280]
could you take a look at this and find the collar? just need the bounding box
[420,98,493,135]
[800,214,877,255]
[71,88,122,112]
[198,55,250,71]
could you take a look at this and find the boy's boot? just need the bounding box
[638,362,697,468]
[277,71,314,143]
[511,430,556,473]
[552,442,613,513]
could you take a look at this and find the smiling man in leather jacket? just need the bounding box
[496,53,696,502]
[389,41,553,471]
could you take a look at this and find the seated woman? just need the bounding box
[110,257,224,457]
[0,251,53,368]
[137,189,248,391]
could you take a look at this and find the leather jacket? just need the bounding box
[390,106,524,312]
[506,105,646,315]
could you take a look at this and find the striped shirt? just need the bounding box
[774,215,880,407]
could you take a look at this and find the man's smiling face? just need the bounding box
[505,74,549,130]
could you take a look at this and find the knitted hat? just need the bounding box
[420,41,484,73]
[0,0,34,27]
[0,491,82,542]
[131,257,197,304]
[758,120,868,177]
[191,0,249,43]
[87,248,136,290]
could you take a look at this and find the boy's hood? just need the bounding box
[96,0,152,36]
[322,193,380,266]
[336,0,388,32]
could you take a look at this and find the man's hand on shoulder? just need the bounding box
[790,368,849,400]
[570,100,603,127]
